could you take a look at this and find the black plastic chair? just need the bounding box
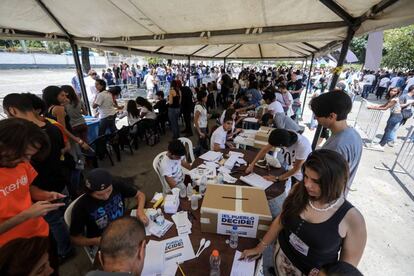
[87,134,115,166]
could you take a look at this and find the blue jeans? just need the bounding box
[380,113,403,146]
[362,84,372,99]
[168,108,181,139]
[44,208,73,257]
[98,115,117,136]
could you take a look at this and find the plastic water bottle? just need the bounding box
[209,249,221,276]
[229,225,238,249]
[187,183,193,199]
[217,172,224,184]
[179,184,187,198]
[155,208,165,226]
[191,194,199,210]
[199,175,207,195]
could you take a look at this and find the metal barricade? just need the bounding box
[353,98,384,148]
[391,126,414,180]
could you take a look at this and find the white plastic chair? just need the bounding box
[153,151,171,194]
[63,194,98,264]
[64,194,85,227]
[178,137,195,163]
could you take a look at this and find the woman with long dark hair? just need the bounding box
[61,85,88,142]
[42,85,71,132]
[135,97,156,120]
[368,87,403,149]
[126,100,141,126]
[241,150,367,275]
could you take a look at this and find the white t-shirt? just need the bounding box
[194,104,208,128]
[363,74,375,85]
[279,133,311,181]
[210,126,228,150]
[379,77,390,88]
[160,155,184,186]
[276,92,294,117]
[144,74,155,90]
[84,76,98,105]
[94,91,116,119]
[267,100,284,115]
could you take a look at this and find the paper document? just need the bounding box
[229,151,244,158]
[240,173,273,190]
[230,251,256,276]
[163,235,195,264]
[142,241,165,275]
[172,211,192,236]
[199,151,223,162]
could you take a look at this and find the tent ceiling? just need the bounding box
[0,0,413,59]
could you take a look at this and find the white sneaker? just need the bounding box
[371,144,385,151]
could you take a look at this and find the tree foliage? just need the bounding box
[382,25,414,69]
[350,35,368,63]
[46,41,70,54]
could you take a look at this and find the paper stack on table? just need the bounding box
[172,211,192,236]
[240,173,273,190]
[164,194,179,214]
[189,164,217,180]
[199,151,223,162]
[230,250,256,276]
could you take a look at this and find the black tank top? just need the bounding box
[170,93,180,108]
[278,200,354,274]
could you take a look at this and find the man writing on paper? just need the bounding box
[70,169,148,247]
[86,217,146,276]
[245,129,311,217]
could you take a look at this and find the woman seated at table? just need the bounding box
[135,97,157,120]
[241,149,367,276]
[246,129,311,217]
[126,100,141,126]
[210,113,236,151]
[70,168,148,247]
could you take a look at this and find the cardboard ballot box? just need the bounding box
[200,184,272,239]
[254,126,274,149]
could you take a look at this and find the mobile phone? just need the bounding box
[50,197,66,204]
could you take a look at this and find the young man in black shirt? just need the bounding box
[3,93,74,260]
[70,169,147,246]
[286,72,303,121]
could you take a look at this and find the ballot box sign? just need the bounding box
[217,212,259,238]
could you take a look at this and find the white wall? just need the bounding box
[0,52,106,66]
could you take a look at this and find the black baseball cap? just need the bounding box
[85,168,113,191]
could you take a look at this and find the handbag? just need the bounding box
[402,107,413,120]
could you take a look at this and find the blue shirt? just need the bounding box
[247,88,262,108]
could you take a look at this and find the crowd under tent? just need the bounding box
[1,0,414,146]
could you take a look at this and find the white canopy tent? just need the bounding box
[1,0,414,60]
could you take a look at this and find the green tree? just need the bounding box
[144,56,162,65]
[46,41,70,54]
[349,35,367,63]
[382,25,414,69]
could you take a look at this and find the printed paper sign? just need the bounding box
[217,212,259,238]
[163,234,195,264]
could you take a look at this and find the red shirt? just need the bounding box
[0,162,49,246]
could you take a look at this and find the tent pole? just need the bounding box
[70,41,91,115]
[311,27,355,150]
[224,58,227,70]
[301,54,314,118]
[187,56,191,84]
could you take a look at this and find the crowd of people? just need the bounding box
[1,59,413,276]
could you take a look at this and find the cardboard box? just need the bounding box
[253,126,274,148]
[200,184,272,239]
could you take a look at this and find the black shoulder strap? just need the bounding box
[330,200,354,225]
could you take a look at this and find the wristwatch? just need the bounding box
[275,176,280,182]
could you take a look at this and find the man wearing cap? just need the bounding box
[69,169,148,247]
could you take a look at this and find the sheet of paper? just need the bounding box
[217,212,259,238]
[230,251,256,276]
[142,241,178,276]
[228,151,244,158]
[149,219,173,238]
[142,240,165,275]
[240,173,273,190]
[199,151,223,162]
[163,235,195,264]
